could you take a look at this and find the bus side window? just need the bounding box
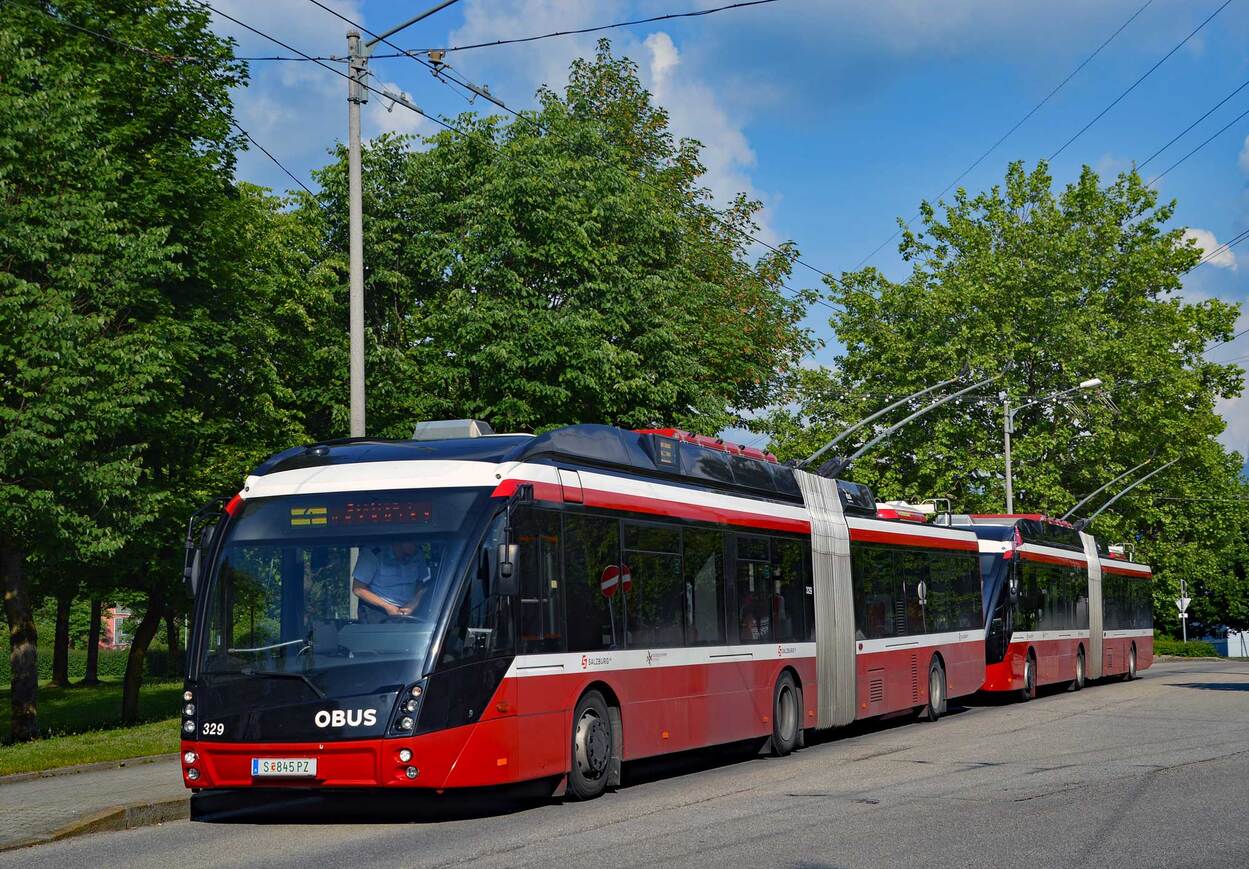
[683,529,726,646]
[851,543,898,640]
[771,538,806,642]
[438,516,514,668]
[623,522,683,648]
[564,513,622,651]
[736,534,772,643]
[514,507,563,654]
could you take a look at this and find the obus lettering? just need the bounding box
[314,708,378,728]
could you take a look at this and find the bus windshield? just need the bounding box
[197,488,492,696]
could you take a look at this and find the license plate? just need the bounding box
[251,757,317,778]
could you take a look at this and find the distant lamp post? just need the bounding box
[1003,377,1102,513]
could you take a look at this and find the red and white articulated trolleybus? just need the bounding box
[179,422,984,799]
[936,514,1153,700]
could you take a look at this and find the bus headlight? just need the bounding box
[399,716,414,730]
[398,748,412,763]
[405,766,418,779]
[183,720,196,735]
[404,699,418,713]
[183,690,194,702]
[183,751,198,764]
[184,703,196,717]
[186,768,200,781]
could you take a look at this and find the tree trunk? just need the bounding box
[2,543,38,742]
[121,588,166,725]
[164,608,182,679]
[50,592,72,688]
[82,598,102,686]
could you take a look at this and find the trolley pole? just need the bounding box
[347,29,366,438]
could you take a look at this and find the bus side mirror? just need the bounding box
[494,543,519,597]
[1008,577,1019,602]
[183,526,214,598]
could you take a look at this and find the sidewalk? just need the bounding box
[0,755,188,851]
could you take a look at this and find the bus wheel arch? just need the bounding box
[768,669,802,756]
[924,653,948,721]
[567,683,622,800]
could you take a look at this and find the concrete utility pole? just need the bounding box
[345,0,461,437]
[347,29,366,438]
[1003,377,1102,513]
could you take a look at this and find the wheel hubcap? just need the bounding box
[575,711,610,779]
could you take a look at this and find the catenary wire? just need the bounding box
[298,0,847,311]
[230,120,317,197]
[851,0,1155,270]
[1137,75,1249,170]
[1048,0,1232,161]
[199,1,841,315]
[371,0,782,57]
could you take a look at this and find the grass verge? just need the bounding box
[0,678,183,775]
[0,717,180,777]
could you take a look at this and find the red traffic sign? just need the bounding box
[600,564,632,598]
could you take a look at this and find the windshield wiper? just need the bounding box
[239,667,326,699]
[227,638,310,654]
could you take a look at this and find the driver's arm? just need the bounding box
[352,580,399,615]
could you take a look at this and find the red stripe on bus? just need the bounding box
[493,478,810,533]
[1019,551,1087,569]
[1102,565,1151,577]
[849,527,978,552]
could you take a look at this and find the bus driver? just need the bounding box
[351,540,431,622]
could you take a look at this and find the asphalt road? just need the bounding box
[6,659,1247,869]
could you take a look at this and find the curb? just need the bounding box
[0,795,189,853]
[0,753,179,786]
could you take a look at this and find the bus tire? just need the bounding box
[769,671,801,757]
[1123,645,1137,682]
[1071,649,1085,692]
[568,690,613,800]
[924,657,947,721]
[1019,652,1037,703]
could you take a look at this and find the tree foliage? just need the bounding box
[297,41,814,439]
[767,161,1247,633]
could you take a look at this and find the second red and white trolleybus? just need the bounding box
[937,514,1153,699]
[179,422,985,798]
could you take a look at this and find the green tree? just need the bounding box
[296,40,814,439]
[0,12,178,740]
[768,161,1246,627]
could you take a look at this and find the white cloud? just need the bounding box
[1184,228,1237,270]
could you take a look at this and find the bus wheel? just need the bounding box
[568,690,612,800]
[769,672,801,756]
[1019,653,1037,703]
[1071,649,1085,692]
[924,657,947,721]
[1123,646,1137,682]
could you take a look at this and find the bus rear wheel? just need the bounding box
[568,690,612,800]
[1071,649,1085,692]
[923,657,947,721]
[1123,646,1137,682]
[1019,653,1037,703]
[769,672,801,756]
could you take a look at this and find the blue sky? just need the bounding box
[209,0,1249,451]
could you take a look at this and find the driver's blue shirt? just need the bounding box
[353,546,430,607]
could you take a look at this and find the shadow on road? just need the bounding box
[189,704,984,826]
[1172,681,1249,692]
